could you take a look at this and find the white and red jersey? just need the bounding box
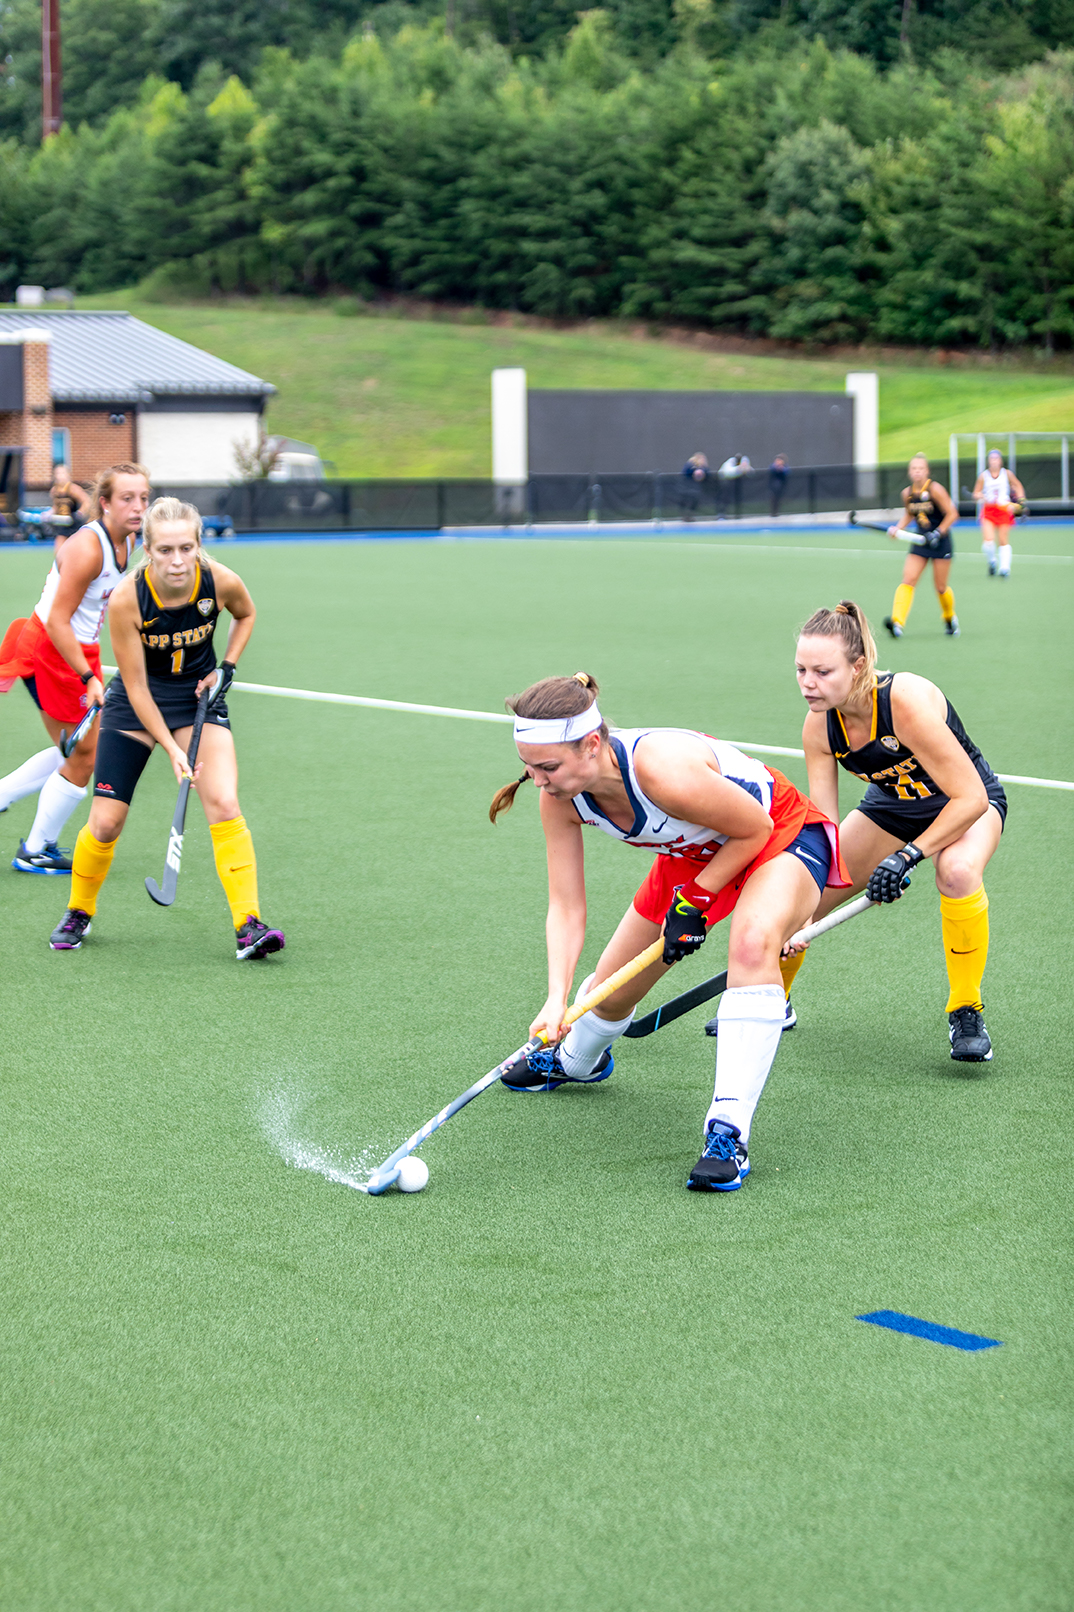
[981,468,1012,505]
[571,727,775,861]
[34,520,128,644]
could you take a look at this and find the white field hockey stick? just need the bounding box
[365,937,667,1195]
[626,890,877,1037]
[848,512,916,542]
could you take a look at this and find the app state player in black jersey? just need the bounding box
[789,600,1005,1063]
[883,453,960,640]
[49,497,285,961]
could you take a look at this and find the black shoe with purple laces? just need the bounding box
[236,914,285,960]
[49,908,92,950]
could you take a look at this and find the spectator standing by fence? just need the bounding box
[768,454,789,517]
[717,454,752,519]
[681,453,710,521]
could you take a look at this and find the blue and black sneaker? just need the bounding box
[687,1124,750,1191]
[501,1045,614,1093]
[13,838,72,874]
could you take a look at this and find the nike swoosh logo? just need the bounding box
[143,617,158,627]
[794,847,823,867]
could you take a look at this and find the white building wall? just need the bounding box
[137,411,261,482]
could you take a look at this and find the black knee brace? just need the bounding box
[93,730,153,805]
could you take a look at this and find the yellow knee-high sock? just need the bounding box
[941,885,989,1012]
[892,582,915,626]
[69,826,116,916]
[939,585,956,623]
[779,950,806,999]
[210,816,260,928]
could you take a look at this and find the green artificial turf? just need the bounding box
[0,528,1071,1610]
[77,289,1074,477]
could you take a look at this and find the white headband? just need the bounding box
[513,705,603,746]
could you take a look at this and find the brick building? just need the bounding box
[0,311,275,497]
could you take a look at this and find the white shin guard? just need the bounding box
[24,769,86,853]
[705,985,787,1146]
[982,539,996,562]
[0,746,62,811]
[560,1004,634,1079]
[998,543,1012,575]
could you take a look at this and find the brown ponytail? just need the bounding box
[799,600,878,701]
[489,671,608,823]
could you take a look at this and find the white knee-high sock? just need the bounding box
[0,746,61,811]
[24,770,86,852]
[998,544,1012,575]
[705,985,786,1146]
[982,538,996,563]
[560,1005,634,1078]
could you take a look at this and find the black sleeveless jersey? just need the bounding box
[137,563,219,680]
[905,479,944,535]
[826,674,998,805]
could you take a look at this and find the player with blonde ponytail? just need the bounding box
[790,599,1006,1062]
[489,671,850,1192]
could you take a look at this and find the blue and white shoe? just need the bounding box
[501,1045,614,1093]
[13,838,72,874]
[705,999,796,1037]
[687,1125,750,1191]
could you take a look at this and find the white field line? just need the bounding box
[100,668,1074,790]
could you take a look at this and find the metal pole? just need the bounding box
[1063,437,1070,503]
[42,0,62,137]
[977,434,986,475]
[1009,432,1016,472]
[949,434,958,499]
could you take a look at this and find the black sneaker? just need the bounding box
[705,999,796,1037]
[883,616,903,639]
[944,615,960,637]
[14,838,72,874]
[687,1125,750,1191]
[236,914,286,960]
[501,1045,613,1092]
[949,1006,992,1062]
[49,908,92,950]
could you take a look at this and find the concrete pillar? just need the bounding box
[492,368,527,483]
[845,370,878,502]
[22,330,53,487]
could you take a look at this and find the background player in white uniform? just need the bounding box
[489,672,847,1191]
[0,463,148,873]
[972,450,1025,578]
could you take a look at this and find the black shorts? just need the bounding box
[855,776,1007,840]
[100,670,230,735]
[908,529,954,562]
[22,674,41,710]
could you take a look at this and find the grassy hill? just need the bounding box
[81,291,1074,479]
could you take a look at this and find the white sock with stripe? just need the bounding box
[0,746,61,811]
[705,985,786,1146]
[24,770,86,852]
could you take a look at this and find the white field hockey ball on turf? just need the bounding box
[396,1156,429,1193]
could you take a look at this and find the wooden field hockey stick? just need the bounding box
[145,676,219,908]
[365,937,667,1195]
[59,701,102,759]
[625,891,878,1038]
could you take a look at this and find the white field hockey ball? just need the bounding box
[396,1156,429,1193]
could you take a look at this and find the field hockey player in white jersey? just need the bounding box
[972,449,1025,578]
[489,673,850,1191]
[0,462,149,874]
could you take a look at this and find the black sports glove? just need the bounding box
[662,891,708,964]
[866,842,924,904]
[209,660,235,708]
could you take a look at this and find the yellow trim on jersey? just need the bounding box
[142,563,202,612]
[870,685,879,743]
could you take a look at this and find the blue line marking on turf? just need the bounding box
[857,1311,1002,1351]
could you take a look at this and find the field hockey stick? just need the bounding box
[59,702,102,759]
[144,674,220,907]
[365,937,667,1195]
[848,512,915,541]
[625,891,877,1038]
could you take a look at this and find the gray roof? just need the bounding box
[0,310,275,403]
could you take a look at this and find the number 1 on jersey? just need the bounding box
[171,648,184,675]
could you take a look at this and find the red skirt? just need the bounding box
[0,614,102,724]
[632,768,850,927]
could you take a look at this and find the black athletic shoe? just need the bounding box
[883,616,903,639]
[236,914,286,960]
[687,1126,750,1191]
[49,908,92,950]
[14,838,73,874]
[949,1006,993,1062]
[944,615,960,637]
[705,999,796,1037]
[501,1045,613,1092]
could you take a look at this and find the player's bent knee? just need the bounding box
[729,923,779,975]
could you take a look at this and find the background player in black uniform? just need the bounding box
[884,454,959,639]
[789,600,1005,1062]
[49,497,285,961]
